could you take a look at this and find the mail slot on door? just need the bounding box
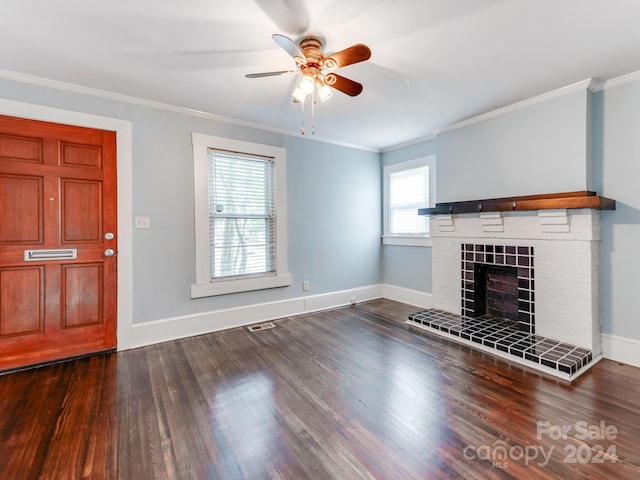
[24,249,78,261]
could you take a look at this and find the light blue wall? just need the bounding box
[380,139,437,293]
[0,78,381,324]
[594,80,640,341]
[436,89,591,202]
[286,136,382,296]
[381,245,432,292]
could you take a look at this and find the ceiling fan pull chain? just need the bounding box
[311,92,316,136]
[300,97,305,135]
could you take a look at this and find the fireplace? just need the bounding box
[461,244,534,333]
[406,191,615,381]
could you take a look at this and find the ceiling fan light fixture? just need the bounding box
[292,87,307,103]
[299,75,315,94]
[317,84,333,102]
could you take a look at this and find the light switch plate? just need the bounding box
[135,216,150,229]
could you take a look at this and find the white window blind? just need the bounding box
[208,150,275,280]
[389,165,430,235]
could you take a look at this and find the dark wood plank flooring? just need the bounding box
[1,299,639,479]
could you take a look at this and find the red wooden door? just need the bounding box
[0,114,117,371]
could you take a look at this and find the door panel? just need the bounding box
[0,133,42,163]
[0,114,117,371]
[61,179,102,242]
[62,263,103,328]
[61,142,102,168]
[0,175,43,243]
[0,267,44,336]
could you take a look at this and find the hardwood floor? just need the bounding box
[1,299,639,479]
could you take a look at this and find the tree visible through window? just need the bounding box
[208,151,275,280]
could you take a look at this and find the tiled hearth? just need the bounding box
[407,309,593,378]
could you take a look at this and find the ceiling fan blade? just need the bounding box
[245,70,297,78]
[324,44,371,69]
[272,34,305,62]
[324,73,363,97]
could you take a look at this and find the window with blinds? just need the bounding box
[389,165,430,235]
[383,155,435,246]
[192,133,290,298]
[208,150,276,280]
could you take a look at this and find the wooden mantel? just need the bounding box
[418,191,616,216]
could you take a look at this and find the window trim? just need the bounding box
[191,133,291,298]
[382,155,436,247]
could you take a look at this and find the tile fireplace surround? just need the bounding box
[407,203,606,381]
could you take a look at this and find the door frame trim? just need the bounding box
[0,98,133,350]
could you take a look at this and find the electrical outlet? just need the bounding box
[303,280,310,291]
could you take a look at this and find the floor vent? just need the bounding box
[247,322,276,332]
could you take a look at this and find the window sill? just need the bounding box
[382,235,432,247]
[191,273,292,298]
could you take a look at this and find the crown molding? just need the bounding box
[381,132,437,153]
[387,71,640,151]
[433,79,595,136]
[591,70,640,91]
[0,69,378,153]
[0,69,244,122]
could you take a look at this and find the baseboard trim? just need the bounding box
[131,284,383,348]
[381,284,433,309]
[601,333,640,368]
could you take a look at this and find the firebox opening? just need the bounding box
[461,243,535,335]
[473,264,519,322]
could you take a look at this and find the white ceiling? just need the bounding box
[2,0,640,151]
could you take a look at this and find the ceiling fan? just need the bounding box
[246,34,371,102]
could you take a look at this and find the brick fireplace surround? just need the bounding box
[407,194,612,381]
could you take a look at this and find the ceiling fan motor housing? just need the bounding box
[299,37,324,66]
